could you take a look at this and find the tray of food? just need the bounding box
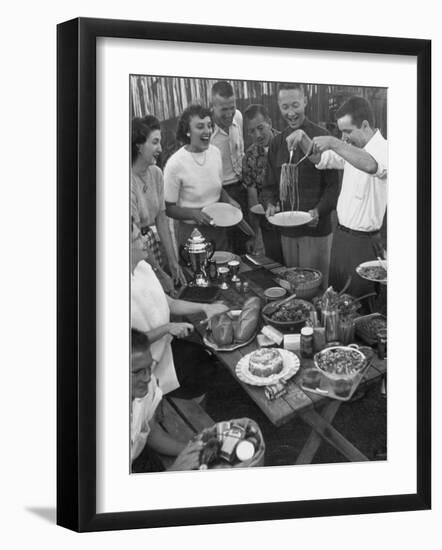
[204,297,261,351]
[300,345,374,401]
[356,260,387,283]
[262,297,315,332]
[354,313,387,345]
[235,348,300,386]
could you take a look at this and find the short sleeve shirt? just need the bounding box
[131,165,165,228]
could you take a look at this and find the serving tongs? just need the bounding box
[264,292,297,315]
[288,141,314,168]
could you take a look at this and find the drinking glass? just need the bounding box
[227,259,240,282]
[339,318,355,345]
[217,266,230,290]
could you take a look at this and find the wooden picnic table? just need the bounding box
[183,255,387,464]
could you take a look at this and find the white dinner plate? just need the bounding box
[235,348,300,386]
[202,203,243,227]
[356,260,388,283]
[250,204,265,215]
[267,211,313,227]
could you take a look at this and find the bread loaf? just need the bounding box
[234,297,261,342]
[211,313,233,346]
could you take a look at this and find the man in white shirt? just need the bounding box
[131,329,204,472]
[210,81,247,254]
[286,96,387,297]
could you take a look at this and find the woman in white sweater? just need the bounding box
[164,104,238,250]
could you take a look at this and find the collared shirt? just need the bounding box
[131,375,163,462]
[242,129,280,197]
[315,130,388,231]
[260,118,339,238]
[211,109,244,185]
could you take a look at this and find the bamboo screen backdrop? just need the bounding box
[130,75,387,164]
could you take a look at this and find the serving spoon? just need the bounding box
[264,292,297,315]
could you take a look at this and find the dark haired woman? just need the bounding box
[164,104,238,250]
[131,115,186,292]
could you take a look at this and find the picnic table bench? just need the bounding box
[157,396,214,468]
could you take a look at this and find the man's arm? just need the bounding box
[286,130,322,164]
[166,296,228,319]
[313,136,379,175]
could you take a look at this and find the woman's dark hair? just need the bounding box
[176,104,213,145]
[336,96,375,128]
[131,328,150,354]
[244,103,271,122]
[131,115,161,164]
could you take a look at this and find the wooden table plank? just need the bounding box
[296,400,342,464]
[299,408,369,462]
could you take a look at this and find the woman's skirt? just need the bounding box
[140,225,163,266]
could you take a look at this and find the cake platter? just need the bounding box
[235,348,300,386]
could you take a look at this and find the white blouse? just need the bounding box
[131,261,179,394]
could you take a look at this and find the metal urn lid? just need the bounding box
[186,228,208,253]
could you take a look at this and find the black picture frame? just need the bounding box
[57,17,431,532]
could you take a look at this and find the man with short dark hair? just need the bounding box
[286,96,388,297]
[210,80,248,254]
[261,83,339,287]
[131,329,203,472]
[242,103,283,262]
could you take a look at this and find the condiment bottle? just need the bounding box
[300,326,314,359]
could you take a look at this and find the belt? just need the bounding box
[337,223,380,237]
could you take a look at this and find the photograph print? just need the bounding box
[130,75,388,474]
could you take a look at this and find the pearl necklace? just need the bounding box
[189,149,207,167]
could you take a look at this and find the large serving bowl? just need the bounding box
[314,345,367,381]
[262,298,315,333]
[279,267,322,300]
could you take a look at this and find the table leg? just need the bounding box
[299,408,369,462]
[296,400,341,464]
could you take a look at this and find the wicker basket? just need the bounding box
[280,267,323,300]
[195,418,265,469]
